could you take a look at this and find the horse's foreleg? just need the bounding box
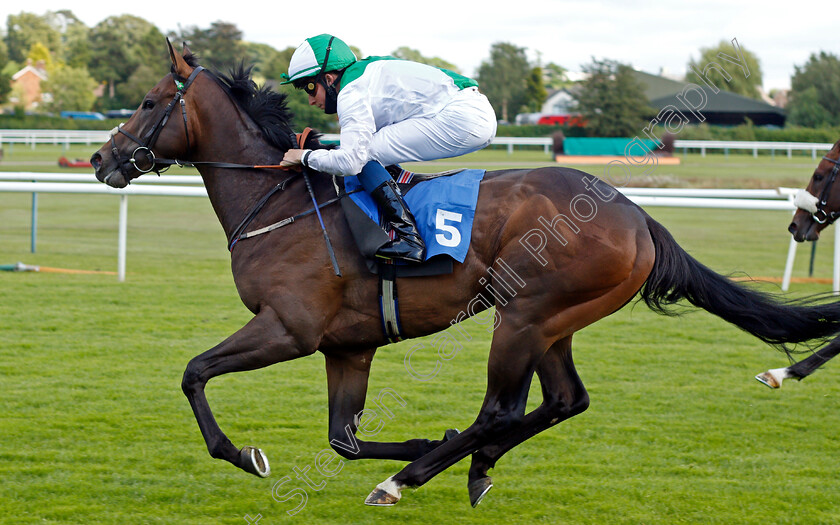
[467,336,589,506]
[325,350,456,461]
[756,338,840,388]
[181,305,316,477]
[364,322,547,506]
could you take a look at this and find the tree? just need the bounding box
[26,42,53,69]
[171,21,244,71]
[88,15,166,108]
[391,46,459,73]
[0,38,10,105]
[524,66,547,112]
[787,51,840,128]
[243,41,280,79]
[115,65,165,109]
[0,34,9,67]
[476,42,530,122]
[572,58,654,137]
[43,65,97,112]
[51,10,91,69]
[543,62,570,90]
[5,12,61,63]
[0,69,11,106]
[685,39,763,100]
[787,87,828,128]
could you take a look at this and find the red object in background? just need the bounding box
[537,115,586,127]
[58,156,92,168]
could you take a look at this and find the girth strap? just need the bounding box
[378,262,404,343]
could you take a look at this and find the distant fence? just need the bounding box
[0,129,833,158]
[674,140,834,159]
[1,172,833,291]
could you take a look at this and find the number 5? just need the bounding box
[435,209,463,247]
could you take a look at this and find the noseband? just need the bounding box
[809,155,840,224]
[109,66,205,179]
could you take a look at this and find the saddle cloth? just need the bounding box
[343,168,486,263]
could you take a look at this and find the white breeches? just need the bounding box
[369,87,497,166]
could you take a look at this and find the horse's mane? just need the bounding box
[216,64,299,151]
[173,51,299,152]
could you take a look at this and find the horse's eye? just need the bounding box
[814,174,824,182]
[143,99,155,110]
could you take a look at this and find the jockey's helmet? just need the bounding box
[281,34,357,84]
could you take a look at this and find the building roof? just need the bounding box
[12,63,48,82]
[630,70,786,126]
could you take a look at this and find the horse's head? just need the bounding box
[789,140,840,242]
[91,39,202,188]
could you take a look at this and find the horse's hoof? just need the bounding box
[755,367,789,389]
[364,476,402,506]
[239,446,270,477]
[468,476,493,507]
[443,428,460,442]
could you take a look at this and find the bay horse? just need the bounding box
[91,41,840,507]
[754,139,840,389]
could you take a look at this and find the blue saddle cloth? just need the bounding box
[344,169,485,263]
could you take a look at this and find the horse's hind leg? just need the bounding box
[364,320,548,506]
[756,338,840,388]
[181,305,316,477]
[324,350,457,461]
[467,335,588,506]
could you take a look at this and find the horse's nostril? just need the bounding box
[90,153,102,170]
[788,222,797,234]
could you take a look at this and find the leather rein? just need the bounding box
[109,66,354,257]
[109,66,296,177]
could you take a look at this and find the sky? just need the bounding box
[3,0,838,92]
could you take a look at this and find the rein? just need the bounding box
[225,129,358,267]
[110,66,354,258]
[110,66,294,177]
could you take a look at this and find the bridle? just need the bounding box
[106,63,348,274]
[108,66,205,180]
[809,155,840,225]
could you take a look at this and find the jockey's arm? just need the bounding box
[285,89,376,176]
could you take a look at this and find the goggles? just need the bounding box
[303,81,318,96]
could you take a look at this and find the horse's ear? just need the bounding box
[166,37,192,78]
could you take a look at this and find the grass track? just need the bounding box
[1,147,839,524]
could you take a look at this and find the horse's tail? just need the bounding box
[640,215,840,351]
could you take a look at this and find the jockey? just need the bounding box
[280,34,497,264]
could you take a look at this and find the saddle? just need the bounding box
[340,165,485,277]
[341,165,485,344]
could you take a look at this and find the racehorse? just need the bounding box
[91,41,840,507]
[754,139,840,389]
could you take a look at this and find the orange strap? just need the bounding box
[296,127,313,149]
[252,127,314,171]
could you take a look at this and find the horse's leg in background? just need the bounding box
[756,338,840,388]
[324,350,458,461]
[364,316,549,506]
[181,305,316,477]
[466,335,589,506]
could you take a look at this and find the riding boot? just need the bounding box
[369,179,426,263]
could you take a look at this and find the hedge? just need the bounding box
[2,114,839,144]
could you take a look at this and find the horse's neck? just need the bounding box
[191,110,291,240]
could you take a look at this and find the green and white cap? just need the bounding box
[281,34,357,84]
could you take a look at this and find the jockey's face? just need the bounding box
[306,73,339,112]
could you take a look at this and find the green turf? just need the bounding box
[1,147,839,524]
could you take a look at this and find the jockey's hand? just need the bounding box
[280,149,304,168]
